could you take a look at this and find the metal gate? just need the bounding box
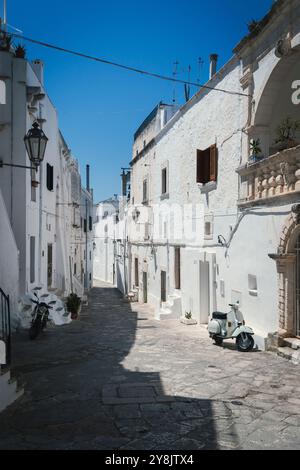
[296,235,300,337]
[0,287,11,369]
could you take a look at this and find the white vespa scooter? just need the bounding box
[208,302,255,352]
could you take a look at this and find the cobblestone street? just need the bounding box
[0,281,300,450]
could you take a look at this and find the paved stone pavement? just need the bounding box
[0,281,300,450]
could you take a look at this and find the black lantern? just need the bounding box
[24,122,48,168]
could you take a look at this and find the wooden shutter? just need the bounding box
[209,144,218,182]
[196,149,206,183]
[46,163,54,191]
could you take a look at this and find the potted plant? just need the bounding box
[180,311,197,325]
[15,44,26,59]
[249,139,263,163]
[0,32,12,52]
[66,293,81,319]
[274,117,300,151]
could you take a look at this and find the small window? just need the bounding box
[204,215,214,240]
[74,263,77,275]
[89,251,91,260]
[84,219,87,233]
[46,163,54,191]
[196,144,218,185]
[248,275,258,296]
[143,179,148,203]
[89,216,92,231]
[84,250,86,260]
[162,167,168,195]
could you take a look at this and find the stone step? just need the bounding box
[277,347,300,364]
[283,337,300,350]
[0,369,24,413]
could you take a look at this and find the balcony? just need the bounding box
[237,145,300,207]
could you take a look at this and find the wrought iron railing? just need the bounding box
[0,287,11,370]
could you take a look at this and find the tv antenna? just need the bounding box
[1,1,23,36]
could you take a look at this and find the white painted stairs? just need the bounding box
[0,368,23,413]
[155,293,182,321]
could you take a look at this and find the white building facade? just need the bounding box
[122,0,300,351]
[0,39,93,410]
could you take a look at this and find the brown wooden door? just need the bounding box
[161,270,167,302]
[143,272,148,303]
[47,244,53,288]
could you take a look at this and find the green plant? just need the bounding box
[0,32,12,51]
[185,311,192,320]
[66,293,81,314]
[15,44,26,58]
[250,139,262,156]
[275,117,300,145]
[247,19,259,33]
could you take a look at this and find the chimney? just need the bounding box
[31,59,44,86]
[86,164,90,192]
[209,54,218,80]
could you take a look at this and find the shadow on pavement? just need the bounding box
[0,284,239,450]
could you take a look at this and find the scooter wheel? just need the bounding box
[236,333,254,352]
[213,336,223,346]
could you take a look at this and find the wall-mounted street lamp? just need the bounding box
[0,122,48,171]
[24,122,48,169]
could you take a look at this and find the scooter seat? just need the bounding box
[212,312,227,320]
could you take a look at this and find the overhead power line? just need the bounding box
[4,30,251,98]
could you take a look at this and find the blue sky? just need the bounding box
[5,0,273,201]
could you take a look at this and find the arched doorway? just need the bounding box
[295,232,300,337]
[271,210,300,338]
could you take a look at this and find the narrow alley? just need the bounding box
[0,281,299,450]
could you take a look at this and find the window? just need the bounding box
[143,179,148,203]
[174,247,181,290]
[81,217,83,228]
[162,167,168,195]
[30,236,35,283]
[89,216,92,231]
[248,275,258,296]
[204,214,214,240]
[89,251,91,261]
[46,163,54,191]
[74,263,77,275]
[196,144,218,185]
[84,218,87,233]
[134,258,139,287]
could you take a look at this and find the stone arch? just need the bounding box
[274,210,300,337]
[250,48,300,159]
[279,211,300,254]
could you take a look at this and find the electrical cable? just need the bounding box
[3,30,251,98]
